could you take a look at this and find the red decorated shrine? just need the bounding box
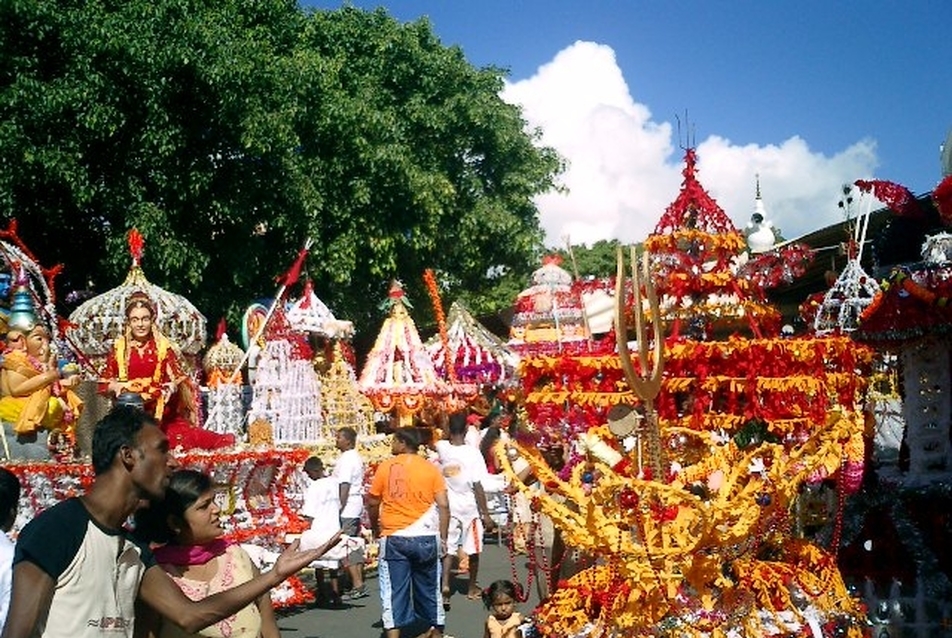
[504,150,872,636]
[520,148,823,447]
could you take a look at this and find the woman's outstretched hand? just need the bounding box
[272,532,343,581]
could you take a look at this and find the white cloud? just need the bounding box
[502,41,880,247]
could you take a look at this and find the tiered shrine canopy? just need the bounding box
[645,149,811,338]
[425,301,517,388]
[67,231,206,365]
[508,256,589,351]
[503,149,871,638]
[359,281,450,422]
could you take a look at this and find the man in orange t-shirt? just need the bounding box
[368,428,450,638]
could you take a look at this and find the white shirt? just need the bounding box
[435,440,489,519]
[14,498,154,638]
[0,531,13,633]
[300,476,367,569]
[301,476,342,539]
[464,425,482,449]
[332,448,365,519]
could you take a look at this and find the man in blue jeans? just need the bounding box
[368,428,450,638]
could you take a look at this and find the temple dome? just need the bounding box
[67,232,206,361]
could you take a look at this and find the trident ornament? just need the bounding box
[615,245,666,480]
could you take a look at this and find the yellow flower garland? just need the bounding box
[499,408,867,636]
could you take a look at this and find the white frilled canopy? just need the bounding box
[285,279,354,339]
[67,236,206,362]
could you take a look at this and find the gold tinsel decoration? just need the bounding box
[319,346,374,440]
[247,418,274,447]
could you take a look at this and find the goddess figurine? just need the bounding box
[0,281,83,459]
[102,291,234,450]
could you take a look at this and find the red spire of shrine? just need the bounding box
[644,148,779,337]
[652,148,739,236]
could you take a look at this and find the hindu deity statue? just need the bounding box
[0,280,82,459]
[101,291,234,450]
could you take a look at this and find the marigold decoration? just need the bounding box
[358,281,450,425]
[517,335,873,448]
[503,242,871,636]
[855,238,952,484]
[501,409,869,637]
[422,269,453,381]
[856,267,952,342]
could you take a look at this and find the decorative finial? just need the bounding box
[7,264,38,333]
[755,174,761,199]
[128,229,145,267]
[379,279,413,313]
[388,280,405,299]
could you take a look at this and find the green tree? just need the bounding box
[0,1,561,335]
[556,239,625,280]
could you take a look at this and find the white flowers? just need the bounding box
[748,457,766,475]
[711,429,731,446]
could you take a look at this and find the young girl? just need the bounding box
[482,580,524,638]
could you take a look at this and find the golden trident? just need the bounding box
[615,245,666,480]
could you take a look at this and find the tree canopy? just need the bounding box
[0,0,562,333]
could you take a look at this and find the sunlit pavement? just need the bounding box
[276,539,541,638]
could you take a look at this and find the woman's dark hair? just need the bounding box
[482,579,523,608]
[480,424,502,471]
[133,469,213,545]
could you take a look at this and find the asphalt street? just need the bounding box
[275,539,544,638]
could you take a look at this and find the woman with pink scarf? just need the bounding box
[133,470,279,638]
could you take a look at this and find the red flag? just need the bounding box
[128,229,145,265]
[276,247,309,288]
[215,318,227,341]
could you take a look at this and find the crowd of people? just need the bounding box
[0,399,554,638]
[0,404,342,638]
[0,280,556,638]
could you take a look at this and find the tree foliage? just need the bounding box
[556,239,625,280]
[0,0,561,334]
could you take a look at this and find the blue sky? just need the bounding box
[306,1,952,246]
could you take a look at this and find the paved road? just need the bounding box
[276,539,544,638]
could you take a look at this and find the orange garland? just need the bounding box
[423,268,455,383]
